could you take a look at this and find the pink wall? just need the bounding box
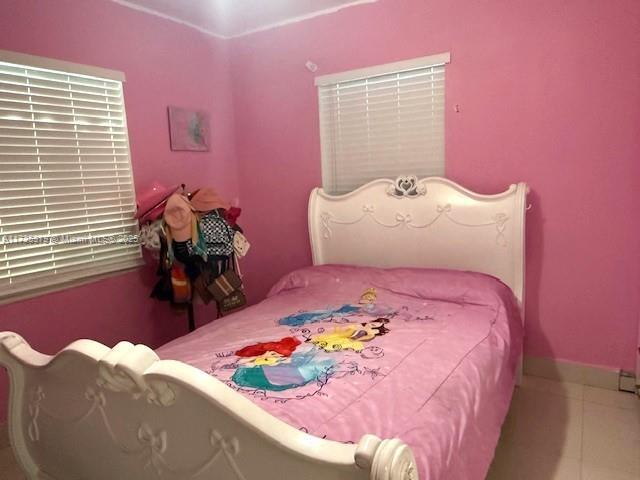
[0,0,239,421]
[0,0,639,427]
[229,0,640,372]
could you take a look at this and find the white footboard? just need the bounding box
[0,332,418,480]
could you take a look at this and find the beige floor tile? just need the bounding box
[498,389,519,445]
[487,444,581,480]
[582,401,640,474]
[512,387,583,459]
[0,447,25,480]
[521,376,584,400]
[486,441,512,480]
[0,424,9,450]
[582,464,640,480]
[584,386,640,411]
[517,448,582,480]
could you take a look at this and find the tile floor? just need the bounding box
[487,376,640,480]
[0,376,637,479]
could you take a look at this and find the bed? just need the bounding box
[0,176,528,480]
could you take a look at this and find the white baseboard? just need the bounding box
[524,356,622,391]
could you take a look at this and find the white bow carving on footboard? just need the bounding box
[96,342,177,407]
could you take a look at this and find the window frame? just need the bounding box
[0,50,142,305]
[315,52,450,194]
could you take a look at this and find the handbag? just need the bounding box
[193,271,215,304]
[220,290,247,313]
[199,211,235,257]
[207,269,243,302]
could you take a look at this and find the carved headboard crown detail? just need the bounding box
[308,176,528,316]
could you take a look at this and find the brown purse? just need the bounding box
[192,272,215,304]
[206,270,243,302]
[219,290,247,313]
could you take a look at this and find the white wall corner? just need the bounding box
[109,0,228,39]
[228,0,380,39]
[110,0,381,40]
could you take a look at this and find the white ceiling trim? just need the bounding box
[110,0,229,39]
[109,0,379,40]
[226,0,380,39]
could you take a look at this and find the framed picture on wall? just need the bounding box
[168,106,211,152]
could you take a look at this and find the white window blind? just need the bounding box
[316,53,449,194]
[0,54,142,301]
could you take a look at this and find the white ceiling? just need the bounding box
[111,0,378,38]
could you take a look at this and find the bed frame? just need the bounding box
[0,176,528,480]
[309,176,528,309]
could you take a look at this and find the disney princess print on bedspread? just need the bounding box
[157,265,523,480]
[207,288,404,402]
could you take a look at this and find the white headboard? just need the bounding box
[308,176,529,309]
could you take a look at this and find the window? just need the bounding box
[316,52,450,194]
[0,50,141,301]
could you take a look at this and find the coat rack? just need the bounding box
[185,256,233,332]
[143,183,243,333]
[187,303,196,332]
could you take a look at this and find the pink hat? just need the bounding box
[163,194,194,242]
[190,187,230,213]
[136,182,179,222]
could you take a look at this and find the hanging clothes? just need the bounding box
[150,233,194,305]
[224,206,242,228]
[163,193,207,263]
[170,263,191,304]
[149,187,248,315]
[150,235,173,302]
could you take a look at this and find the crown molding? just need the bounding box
[110,0,380,40]
[227,0,379,39]
[109,0,229,40]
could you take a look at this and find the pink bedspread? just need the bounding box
[158,265,523,480]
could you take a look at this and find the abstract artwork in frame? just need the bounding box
[168,106,210,152]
